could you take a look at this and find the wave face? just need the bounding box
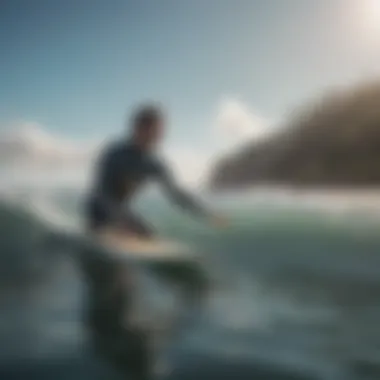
[0,200,53,285]
[2,190,380,379]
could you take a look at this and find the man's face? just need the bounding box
[139,119,165,150]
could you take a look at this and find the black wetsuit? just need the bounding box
[86,140,207,236]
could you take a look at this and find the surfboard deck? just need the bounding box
[84,228,209,302]
[86,228,197,264]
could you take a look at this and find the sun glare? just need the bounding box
[352,0,380,47]
[366,0,380,32]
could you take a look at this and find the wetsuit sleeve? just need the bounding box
[155,161,209,218]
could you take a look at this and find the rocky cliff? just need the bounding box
[210,81,380,190]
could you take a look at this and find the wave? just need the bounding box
[0,197,59,285]
[0,194,206,335]
[3,189,380,378]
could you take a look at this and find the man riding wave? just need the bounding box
[83,104,226,379]
[86,104,224,236]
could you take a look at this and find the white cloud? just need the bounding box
[163,147,210,188]
[0,122,100,167]
[163,98,271,188]
[0,122,102,188]
[214,98,268,144]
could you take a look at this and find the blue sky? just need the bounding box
[1,0,380,150]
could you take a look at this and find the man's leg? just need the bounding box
[83,200,151,378]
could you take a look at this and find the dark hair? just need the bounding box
[130,104,163,133]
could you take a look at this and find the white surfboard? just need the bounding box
[86,228,198,264]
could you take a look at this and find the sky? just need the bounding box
[1,0,380,186]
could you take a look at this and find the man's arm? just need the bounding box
[156,162,209,218]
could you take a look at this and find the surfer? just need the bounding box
[83,104,225,379]
[86,103,224,237]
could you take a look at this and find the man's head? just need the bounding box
[129,104,165,150]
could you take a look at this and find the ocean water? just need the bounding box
[1,189,380,380]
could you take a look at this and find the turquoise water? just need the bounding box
[1,192,380,379]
